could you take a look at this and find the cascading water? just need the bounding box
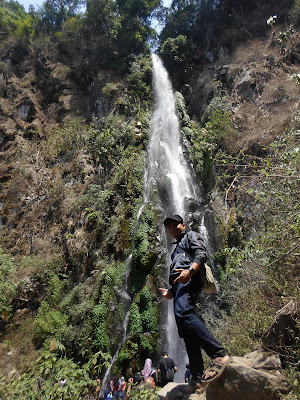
[146,54,215,382]
[101,53,216,389]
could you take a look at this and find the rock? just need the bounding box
[158,351,289,400]
[15,276,44,310]
[157,382,179,399]
[157,382,207,400]
[206,355,290,400]
[13,308,30,327]
[244,350,282,370]
[262,300,299,351]
[236,71,256,100]
[204,52,214,63]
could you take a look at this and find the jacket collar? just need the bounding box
[171,231,186,245]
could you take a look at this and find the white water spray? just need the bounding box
[147,54,214,382]
[102,54,215,388]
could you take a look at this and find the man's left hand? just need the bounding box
[173,269,191,284]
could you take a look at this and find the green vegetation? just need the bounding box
[129,387,160,400]
[197,126,299,395]
[0,249,16,319]
[129,206,157,294]
[0,347,111,398]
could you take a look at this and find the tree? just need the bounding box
[160,0,199,42]
[114,0,161,62]
[38,0,83,31]
[85,0,119,37]
[0,0,27,36]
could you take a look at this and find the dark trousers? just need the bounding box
[173,282,226,382]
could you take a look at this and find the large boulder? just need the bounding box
[262,300,299,353]
[206,352,290,400]
[157,351,289,400]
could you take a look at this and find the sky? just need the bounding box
[18,0,172,13]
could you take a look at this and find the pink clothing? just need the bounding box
[141,358,154,379]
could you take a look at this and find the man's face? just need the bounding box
[165,220,185,240]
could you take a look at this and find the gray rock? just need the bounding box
[157,382,181,399]
[157,352,289,400]
[262,300,299,351]
[236,71,256,100]
[206,355,289,400]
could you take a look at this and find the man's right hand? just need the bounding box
[159,288,172,299]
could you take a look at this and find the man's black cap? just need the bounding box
[164,214,183,227]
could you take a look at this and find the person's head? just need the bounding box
[141,358,153,379]
[164,215,185,240]
[161,351,168,358]
[144,358,152,368]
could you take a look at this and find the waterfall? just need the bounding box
[101,53,216,390]
[147,54,215,382]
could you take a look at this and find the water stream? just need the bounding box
[148,54,214,382]
[102,53,215,388]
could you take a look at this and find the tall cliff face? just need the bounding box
[169,22,300,397]
[0,29,156,381]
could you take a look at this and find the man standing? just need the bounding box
[157,352,177,387]
[159,215,231,393]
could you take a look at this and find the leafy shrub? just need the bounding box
[126,54,152,102]
[35,304,68,343]
[201,96,231,124]
[174,91,190,126]
[91,263,127,353]
[130,388,160,400]
[19,253,64,277]
[130,286,158,335]
[0,249,16,317]
[129,302,143,334]
[102,81,124,98]
[94,323,110,351]
[0,349,95,398]
[45,273,66,307]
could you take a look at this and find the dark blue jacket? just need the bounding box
[169,230,207,286]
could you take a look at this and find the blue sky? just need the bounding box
[19,0,43,11]
[18,0,172,13]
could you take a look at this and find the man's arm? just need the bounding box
[188,231,207,266]
[159,288,172,299]
[173,261,200,284]
[157,368,161,382]
[174,231,207,284]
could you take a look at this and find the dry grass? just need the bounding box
[0,316,40,380]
